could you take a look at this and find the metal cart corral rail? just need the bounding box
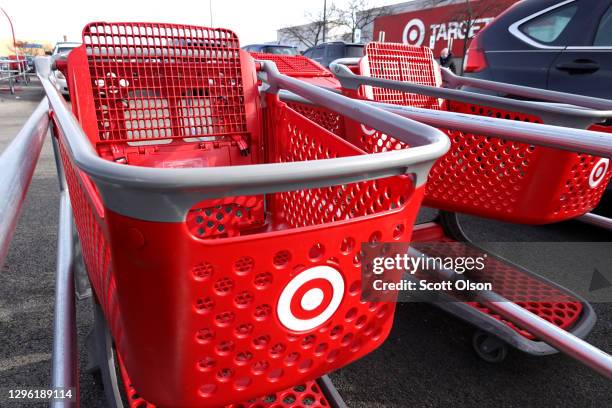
[0,57,30,95]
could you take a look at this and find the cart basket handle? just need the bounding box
[36,56,449,223]
[330,61,612,129]
[278,90,612,158]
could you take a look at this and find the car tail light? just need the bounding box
[463,34,487,73]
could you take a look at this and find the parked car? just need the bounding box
[463,0,612,99]
[52,42,81,96]
[303,42,364,68]
[242,44,299,55]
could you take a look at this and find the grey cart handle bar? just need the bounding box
[329,61,612,129]
[278,90,612,158]
[36,56,449,223]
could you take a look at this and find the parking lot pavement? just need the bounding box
[0,83,610,407]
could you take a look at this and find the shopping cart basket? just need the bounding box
[328,42,612,225]
[49,22,448,407]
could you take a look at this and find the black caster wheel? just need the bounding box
[472,330,508,363]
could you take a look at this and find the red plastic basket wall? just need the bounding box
[350,42,611,224]
[59,23,425,407]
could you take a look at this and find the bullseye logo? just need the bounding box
[277,266,344,332]
[402,18,426,46]
[589,158,609,188]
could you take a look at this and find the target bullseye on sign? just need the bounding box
[277,266,344,332]
[589,158,609,188]
[402,18,425,46]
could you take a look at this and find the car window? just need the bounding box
[594,6,612,46]
[519,4,578,44]
[264,47,299,55]
[345,45,364,58]
[326,43,344,60]
[311,46,324,59]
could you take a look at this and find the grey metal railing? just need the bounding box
[0,99,49,270]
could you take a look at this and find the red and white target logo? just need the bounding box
[402,18,425,46]
[277,266,344,332]
[589,158,609,188]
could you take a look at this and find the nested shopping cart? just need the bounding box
[334,42,612,362]
[42,23,449,407]
[257,42,612,364]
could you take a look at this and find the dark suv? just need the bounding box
[303,42,364,68]
[464,0,612,99]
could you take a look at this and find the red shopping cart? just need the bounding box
[330,42,612,224]
[258,42,612,363]
[327,42,612,362]
[49,23,448,407]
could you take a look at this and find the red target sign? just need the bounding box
[402,18,425,46]
[589,158,609,188]
[277,266,344,332]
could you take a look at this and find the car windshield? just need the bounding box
[345,45,364,58]
[263,46,299,55]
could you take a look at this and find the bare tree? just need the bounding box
[280,9,339,49]
[333,0,388,43]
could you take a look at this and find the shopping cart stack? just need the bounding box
[249,52,345,136]
[323,42,609,361]
[54,23,447,407]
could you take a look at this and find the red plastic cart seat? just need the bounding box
[57,22,425,407]
[350,42,611,224]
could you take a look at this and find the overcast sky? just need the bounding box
[1,0,401,45]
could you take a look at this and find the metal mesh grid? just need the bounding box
[364,42,442,110]
[249,52,332,78]
[82,22,248,143]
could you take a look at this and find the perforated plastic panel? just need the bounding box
[445,101,612,222]
[363,43,442,110]
[118,352,333,408]
[82,22,248,143]
[348,42,611,223]
[249,53,332,78]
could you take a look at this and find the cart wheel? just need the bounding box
[437,211,469,242]
[472,331,508,363]
[86,299,128,408]
[9,78,15,95]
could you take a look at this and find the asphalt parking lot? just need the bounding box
[0,80,610,407]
